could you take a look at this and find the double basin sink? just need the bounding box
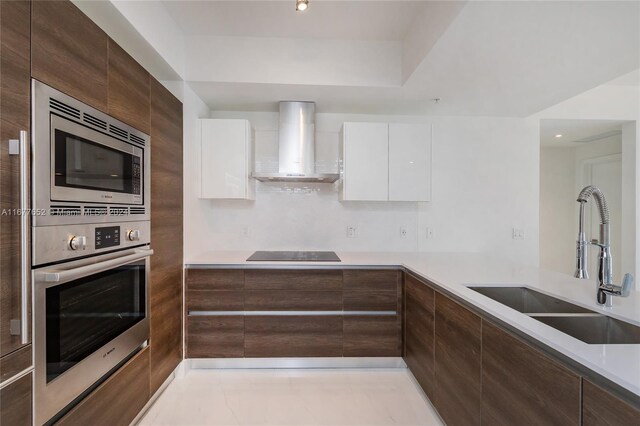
[469,286,640,345]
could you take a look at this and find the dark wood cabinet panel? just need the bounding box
[343,315,401,356]
[1,0,30,128]
[187,316,244,358]
[343,269,400,312]
[149,78,183,394]
[244,269,342,291]
[107,39,150,133]
[245,290,342,311]
[434,292,481,426]
[1,0,31,360]
[482,321,580,425]
[343,288,398,311]
[189,290,244,312]
[403,274,435,398]
[57,348,150,426]
[0,373,32,426]
[187,270,244,311]
[187,269,244,291]
[583,379,640,426]
[245,316,343,357]
[0,344,31,382]
[343,270,400,292]
[31,0,108,112]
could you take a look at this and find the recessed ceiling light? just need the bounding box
[555,134,563,138]
[296,0,308,11]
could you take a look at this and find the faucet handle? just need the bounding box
[620,273,634,297]
[590,239,608,248]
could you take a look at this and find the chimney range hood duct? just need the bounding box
[252,101,339,183]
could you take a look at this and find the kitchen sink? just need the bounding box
[532,314,640,344]
[468,286,593,314]
[469,286,640,344]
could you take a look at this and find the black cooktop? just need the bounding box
[247,251,341,262]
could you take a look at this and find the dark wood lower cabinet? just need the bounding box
[0,372,32,426]
[187,316,244,358]
[245,316,343,357]
[343,315,401,357]
[583,379,640,426]
[0,344,31,383]
[481,321,581,425]
[403,275,435,398]
[434,292,482,426]
[56,347,150,426]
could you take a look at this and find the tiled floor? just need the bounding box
[138,368,443,425]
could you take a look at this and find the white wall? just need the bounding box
[533,83,639,284]
[540,147,578,274]
[183,111,540,266]
[540,137,623,276]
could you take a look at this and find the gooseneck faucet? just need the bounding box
[574,185,633,307]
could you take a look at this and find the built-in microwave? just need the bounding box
[32,80,150,227]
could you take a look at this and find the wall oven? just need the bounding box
[31,79,153,424]
[33,248,151,425]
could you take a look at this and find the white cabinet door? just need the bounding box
[388,123,431,202]
[342,122,389,201]
[200,119,253,199]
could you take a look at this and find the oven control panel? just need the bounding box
[32,221,150,266]
[95,226,121,249]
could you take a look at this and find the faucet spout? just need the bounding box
[573,185,631,307]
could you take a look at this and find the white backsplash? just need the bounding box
[184,108,539,267]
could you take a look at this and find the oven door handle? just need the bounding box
[35,249,154,284]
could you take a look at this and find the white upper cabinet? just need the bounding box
[199,119,255,200]
[389,123,432,202]
[340,122,431,202]
[340,122,389,201]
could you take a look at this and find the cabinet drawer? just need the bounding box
[188,290,244,312]
[244,270,342,291]
[245,290,342,311]
[245,316,342,357]
[343,270,399,311]
[343,315,401,357]
[0,372,32,426]
[187,316,244,358]
[0,345,32,383]
[57,347,149,426]
[187,269,244,291]
[187,269,245,312]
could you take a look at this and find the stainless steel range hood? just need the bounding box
[252,101,339,183]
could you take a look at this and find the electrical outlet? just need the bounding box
[512,228,525,240]
[347,226,358,238]
[426,227,433,239]
[400,227,408,239]
[242,226,250,237]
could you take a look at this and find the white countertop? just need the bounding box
[186,250,640,397]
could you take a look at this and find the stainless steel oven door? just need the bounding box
[49,114,144,205]
[33,248,151,425]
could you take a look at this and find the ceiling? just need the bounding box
[89,1,640,116]
[163,0,427,41]
[540,119,629,147]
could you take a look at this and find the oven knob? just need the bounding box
[69,235,87,250]
[127,230,141,242]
